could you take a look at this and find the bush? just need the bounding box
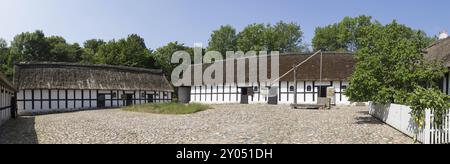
[407,86,450,130]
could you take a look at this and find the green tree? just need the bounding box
[152,42,193,75]
[345,20,444,104]
[47,36,83,62]
[236,22,305,53]
[0,38,11,76]
[9,30,51,62]
[207,25,237,55]
[0,38,8,65]
[312,15,380,52]
[95,34,154,68]
[84,39,105,53]
[236,23,267,52]
[81,39,105,64]
[265,21,304,52]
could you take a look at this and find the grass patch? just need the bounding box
[122,103,212,115]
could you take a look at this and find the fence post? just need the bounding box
[424,109,431,144]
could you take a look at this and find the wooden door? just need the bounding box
[97,94,106,108]
[240,88,249,104]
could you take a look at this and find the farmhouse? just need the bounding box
[424,33,450,95]
[0,72,16,126]
[178,52,355,105]
[14,62,173,115]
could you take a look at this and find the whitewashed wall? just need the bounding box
[17,89,172,115]
[0,85,14,127]
[190,80,350,105]
[369,102,450,144]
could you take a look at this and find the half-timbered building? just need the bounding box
[0,72,16,126]
[178,52,355,105]
[14,62,173,115]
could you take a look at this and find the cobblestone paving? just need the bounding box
[0,104,414,144]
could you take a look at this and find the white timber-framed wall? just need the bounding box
[14,62,174,115]
[16,89,172,115]
[189,80,350,105]
[185,52,354,105]
[0,74,16,127]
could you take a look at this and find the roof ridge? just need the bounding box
[427,37,450,49]
[15,62,164,74]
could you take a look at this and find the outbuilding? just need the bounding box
[0,72,16,126]
[178,52,355,105]
[14,62,173,115]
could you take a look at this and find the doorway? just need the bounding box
[147,94,154,103]
[240,87,249,104]
[97,94,106,108]
[318,86,328,98]
[267,87,278,105]
[124,94,133,106]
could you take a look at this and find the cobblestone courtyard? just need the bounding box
[0,104,413,144]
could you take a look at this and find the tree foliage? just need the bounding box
[0,38,10,75]
[95,34,154,68]
[9,30,51,62]
[345,20,444,104]
[266,21,304,52]
[207,25,237,54]
[312,15,380,52]
[407,86,449,131]
[209,21,306,54]
[152,41,193,75]
[236,23,268,52]
[0,31,159,78]
[47,36,83,62]
[81,39,106,64]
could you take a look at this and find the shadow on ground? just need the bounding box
[0,117,38,144]
[354,111,384,125]
[355,116,384,125]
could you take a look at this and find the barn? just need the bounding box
[178,52,355,105]
[14,62,173,115]
[0,72,16,126]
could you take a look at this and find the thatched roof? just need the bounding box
[278,52,355,81]
[184,52,355,86]
[14,62,174,92]
[425,37,450,67]
[0,72,16,92]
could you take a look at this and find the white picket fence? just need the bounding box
[424,110,450,144]
[369,102,450,144]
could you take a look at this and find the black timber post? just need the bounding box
[11,94,17,119]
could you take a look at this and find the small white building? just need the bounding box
[14,63,173,115]
[178,52,355,105]
[0,72,16,127]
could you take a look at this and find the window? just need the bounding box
[111,92,117,98]
[163,92,168,97]
[341,85,348,90]
[306,86,312,92]
[289,86,295,92]
[253,86,259,92]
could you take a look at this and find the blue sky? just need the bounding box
[0,0,449,49]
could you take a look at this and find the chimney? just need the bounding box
[439,30,448,40]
